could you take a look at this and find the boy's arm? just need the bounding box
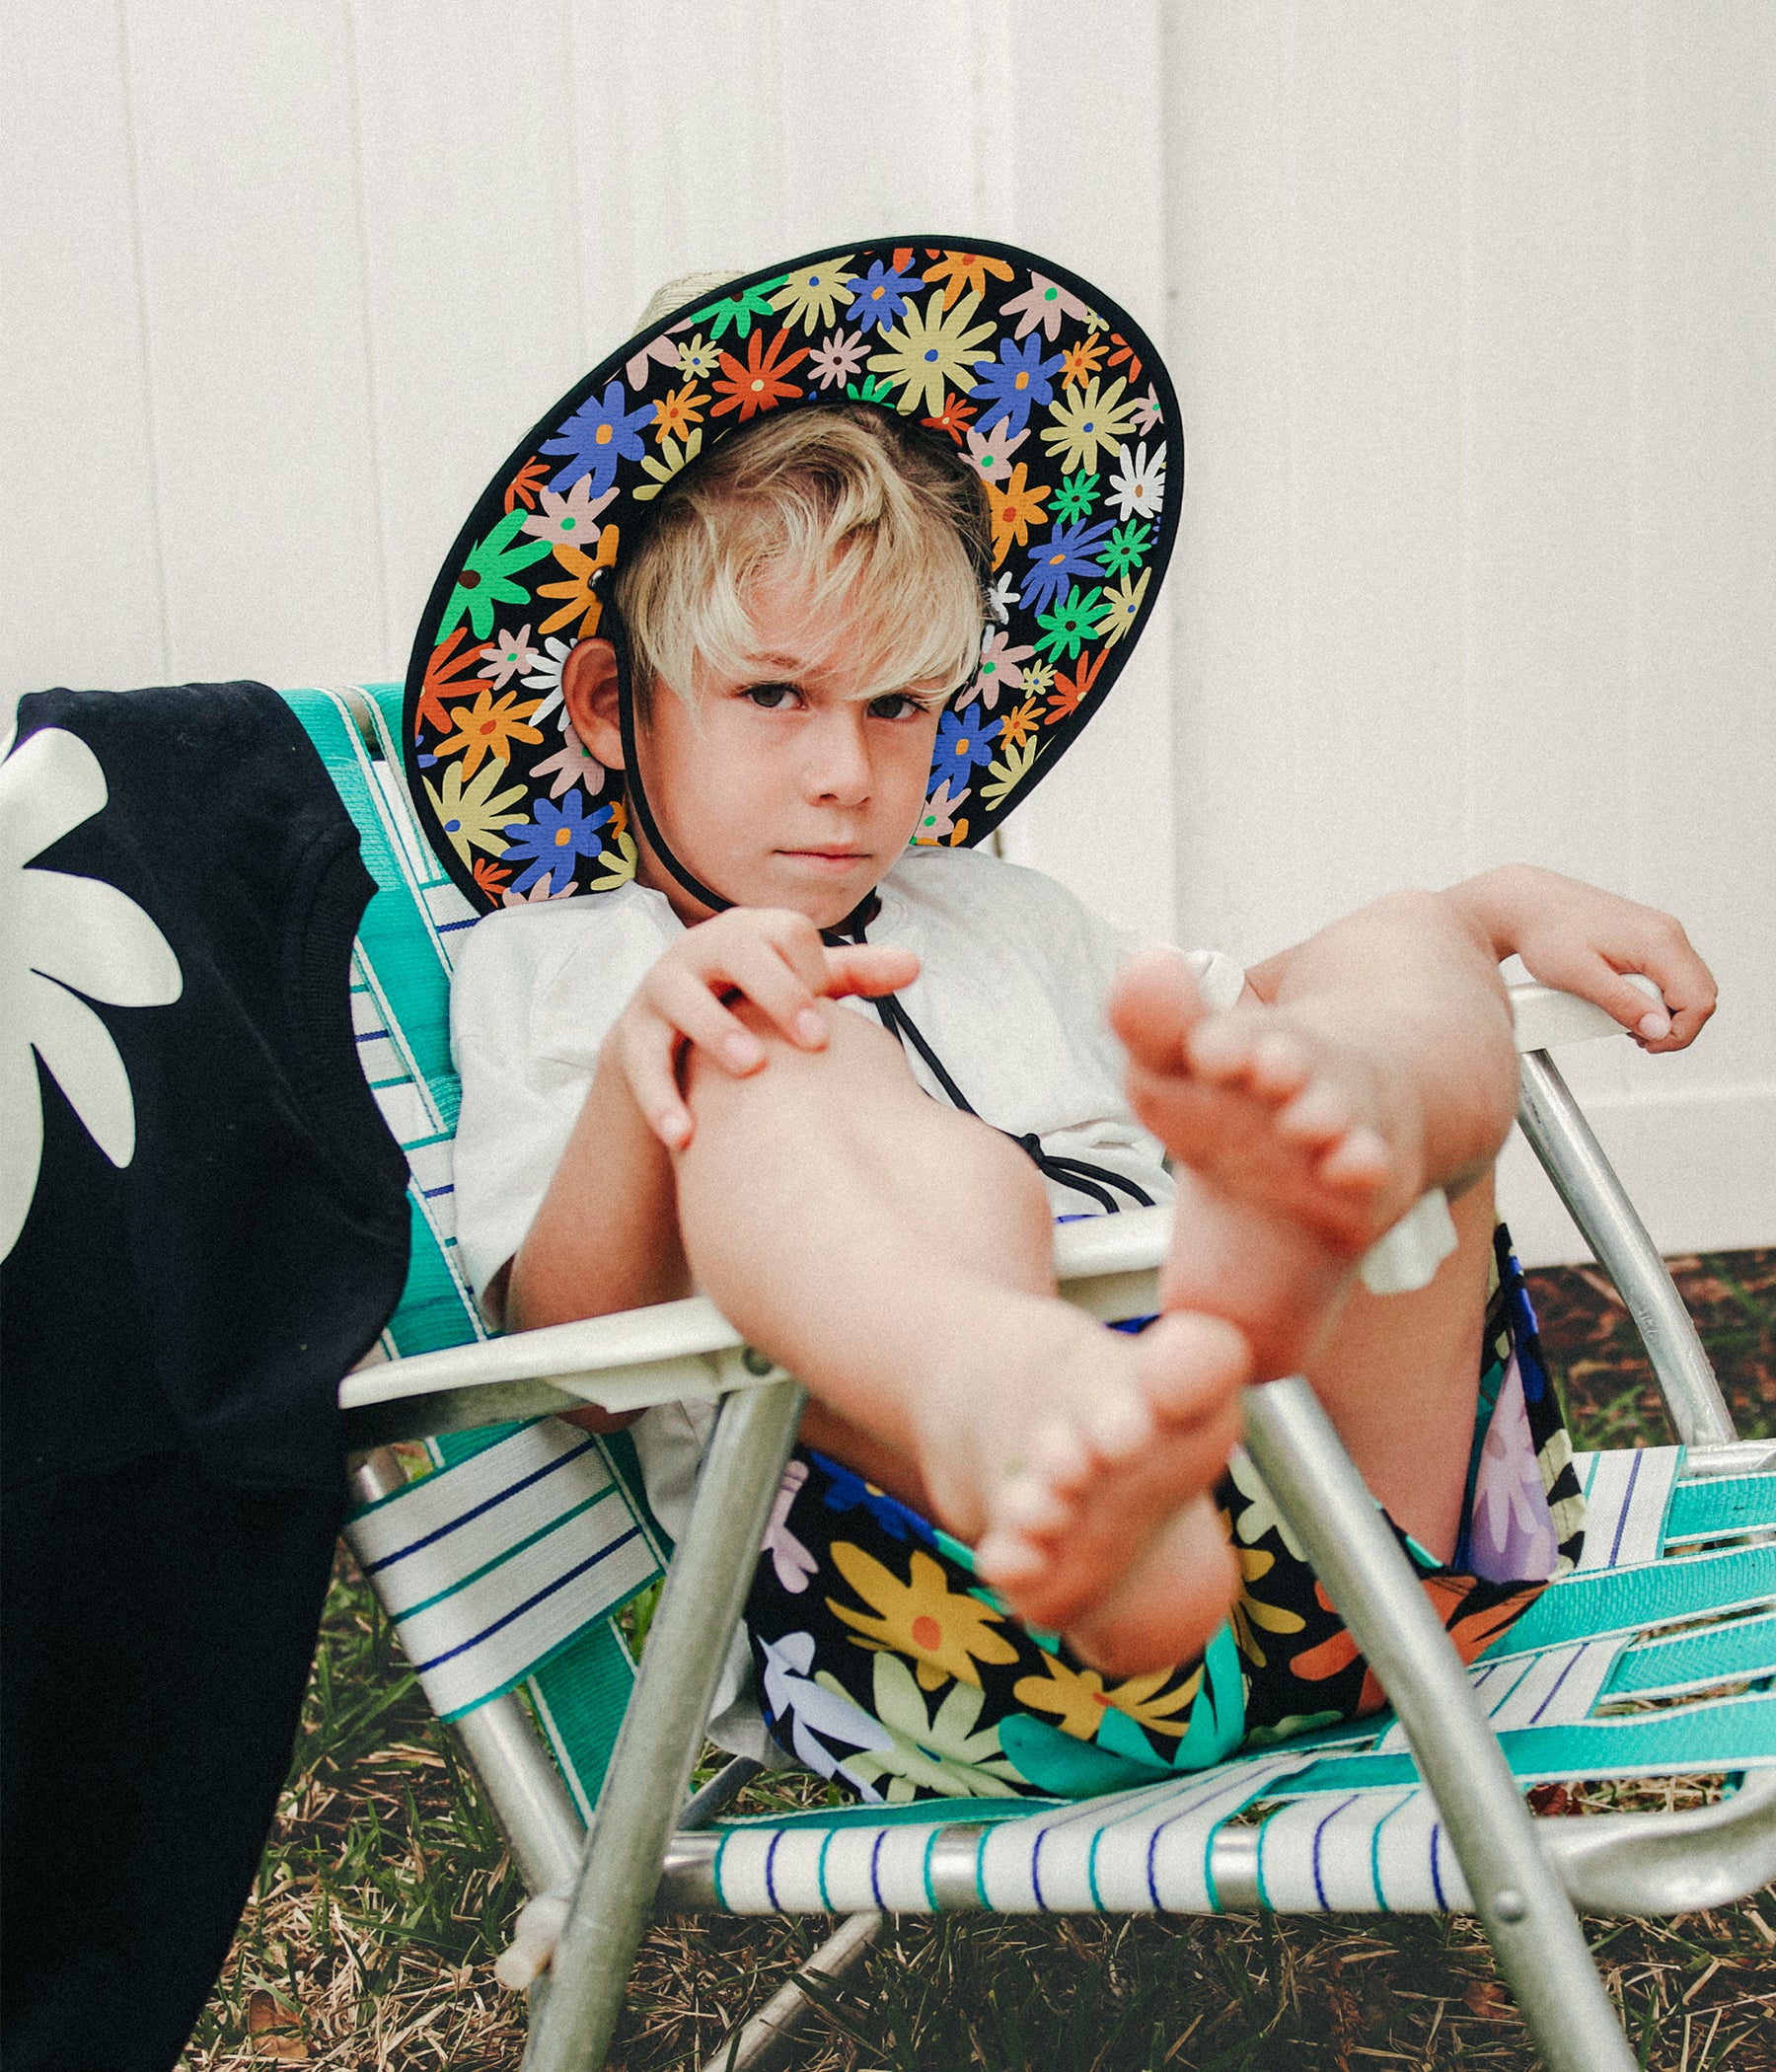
[1247,866,1715,1056]
[1442,863,1716,1053]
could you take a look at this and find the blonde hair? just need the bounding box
[614,405,991,720]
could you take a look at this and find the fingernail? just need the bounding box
[722,1034,763,1072]
[794,1007,827,1046]
[1637,1010,1670,1040]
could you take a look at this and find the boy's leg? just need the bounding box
[1110,896,1519,1560]
[671,999,1248,1670]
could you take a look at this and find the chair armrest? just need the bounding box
[1509,974,1659,1054]
[339,1206,1174,1443]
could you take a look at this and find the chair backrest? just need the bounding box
[285,685,666,1818]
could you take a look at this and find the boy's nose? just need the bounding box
[804,711,872,804]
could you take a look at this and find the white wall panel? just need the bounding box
[118,0,386,683]
[2,0,168,688]
[3,0,1769,1256]
[350,0,588,674]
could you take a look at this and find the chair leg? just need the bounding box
[523,1376,807,2072]
[1516,1049,1737,1445]
[348,1449,585,1894]
[1242,1377,1639,2072]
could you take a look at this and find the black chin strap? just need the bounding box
[605,595,1148,1217]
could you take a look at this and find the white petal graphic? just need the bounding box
[0,1024,44,1260]
[0,726,108,874]
[0,723,185,1263]
[22,971,137,1167]
[12,868,183,1006]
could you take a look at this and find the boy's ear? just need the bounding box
[561,638,625,770]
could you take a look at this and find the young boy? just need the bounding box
[444,259,1715,1793]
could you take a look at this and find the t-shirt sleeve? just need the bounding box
[448,891,679,1301]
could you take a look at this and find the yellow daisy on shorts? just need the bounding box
[1228,1542,1306,1671]
[1014,1652,1202,1740]
[828,1542,1018,1691]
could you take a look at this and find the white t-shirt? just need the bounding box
[448,845,1246,1546]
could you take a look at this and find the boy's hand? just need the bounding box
[1452,865,1716,1053]
[614,908,918,1147]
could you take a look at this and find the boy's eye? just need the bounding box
[743,682,797,709]
[866,693,926,720]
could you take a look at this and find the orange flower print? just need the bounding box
[711,328,809,421]
[536,526,621,638]
[999,694,1043,750]
[413,627,486,739]
[652,380,706,445]
[1044,645,1106,725]
[1060,333,1107,389]
[503,457,550,513]
[922,391,978,444]
[1289,1574,1546,1717]
[988,463,1050,570]
[432,689,545,780]
[921,249,1014,309]
[471,854,512,897]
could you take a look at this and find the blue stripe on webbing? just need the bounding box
[1603,1609,1776,1699]
[1665,1474,1776,1543]
[1281,1690,1776,1793]
[1479,1543,1776,1660]
[390,1485,627,1623]
[358,1432,604,1574]
[410,1523,644,1673]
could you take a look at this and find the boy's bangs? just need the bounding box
[621,407,988,720]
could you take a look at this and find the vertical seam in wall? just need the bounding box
[1457,0,1477,874]
[561,2,592,364]
[1628,0,1648,925]
[341,0,393,682]
[114,0,173,680]
[1283,5,1303,926]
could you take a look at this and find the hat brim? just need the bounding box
[404,235,1181,915]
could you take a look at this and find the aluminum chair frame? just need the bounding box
[340,996,1775,2072]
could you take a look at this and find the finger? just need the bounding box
[647,966,768,1075]
[708,934,831,1049]
[1622,936,1717,1051]
[621,1017,694,1148]
[820,944,920,999]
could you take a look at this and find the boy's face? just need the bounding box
[566,563,958,928]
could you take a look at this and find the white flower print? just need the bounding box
[2,726,183,1259]
[1227,1446,1306,1562]
[762,1459,818,1591]
[822,1652,1024,1804]
[1106,439,1166,520]
[759,1631,889,1783]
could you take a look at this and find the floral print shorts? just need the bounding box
[744,1226,1588,1805]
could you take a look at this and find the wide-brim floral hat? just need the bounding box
[405,236,1180,913]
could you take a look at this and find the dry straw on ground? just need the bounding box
[185,1251,1776,2071]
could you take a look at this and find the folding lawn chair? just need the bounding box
[297,683,1776,2072]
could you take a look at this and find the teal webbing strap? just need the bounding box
[1281,1690,1776,1794]
[1604,1609,1776,1699]
[1664,1474,1776,1543]
[284,690,460,1130]
[528,1620,642,1821]
[1481,1543,1776,1659]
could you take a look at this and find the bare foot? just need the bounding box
[1109,948,1430,1379]
[909,1298,1248,1672]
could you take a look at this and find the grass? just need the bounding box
[184,1249,1776,2070]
